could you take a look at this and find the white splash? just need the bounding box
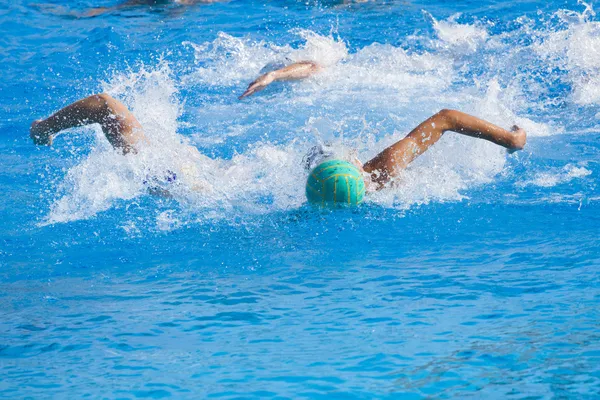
[517,164,592,188]
[533,2,600,105]
[428,12,489,53]
[182,29,347,88]
[46,9,592,224]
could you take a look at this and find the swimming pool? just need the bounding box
[1,0,599,398]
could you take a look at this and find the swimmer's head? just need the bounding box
[305,159,365,206]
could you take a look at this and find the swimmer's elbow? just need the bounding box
[306,61,323,75]
[94,93,119,105]
[90,94,130,117]
[435,108,459,131]
[436,108,458,120]
[308,61,321,70]
[84,93,116,110]
[95,93,113,101]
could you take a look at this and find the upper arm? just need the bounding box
[404,109,455,141]
[272,61,321,81]
[362,110,454,187]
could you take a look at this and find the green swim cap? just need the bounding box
[306,159,366,206]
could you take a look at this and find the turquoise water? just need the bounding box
[1,0,600,398]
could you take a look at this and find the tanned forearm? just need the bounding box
[239,61,321,99]
[30,94,146,153]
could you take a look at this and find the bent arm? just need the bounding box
[363,109,527,188]
[30,93,146,154]
[239,61,321,99]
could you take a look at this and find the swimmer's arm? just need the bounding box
[84,0,152,17]
[363,109,527,188]
[239,61,321,99]
[84,7,112,17]
[30,93,146,154]
[85,0,226,15]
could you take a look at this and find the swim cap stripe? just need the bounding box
[357,184,365,197]
[306,182,321,196]
[314,163,344,177]
[310,164,349,185]
[346,176,350,204]
[333,176,338,205]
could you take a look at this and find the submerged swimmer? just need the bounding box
[30,94,526,205]
[85,0,224,17]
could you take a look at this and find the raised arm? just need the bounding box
[363,109,527,188]
[239,61,321,99]
[30,93,146,154]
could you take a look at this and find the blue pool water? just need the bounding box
[1,0,600,398]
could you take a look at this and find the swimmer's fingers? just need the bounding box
[30,120,54,146]
[507,125,527,153]
[239,81,264,99]
[238,74,274,100]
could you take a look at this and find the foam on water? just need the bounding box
[533,2,600,105]
[517,163,592,188]
[44,5,600,224]
[428,12,490,53]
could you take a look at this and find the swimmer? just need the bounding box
[306,110,526,193]
[30,94,526,199]
[239,61,322,99]
[30,94,213,195]
[85,0,225,17]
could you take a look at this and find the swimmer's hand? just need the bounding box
[239,73,275,99]
[30,120,54,146]
[507,125,527,154]
[239,61,321,99]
